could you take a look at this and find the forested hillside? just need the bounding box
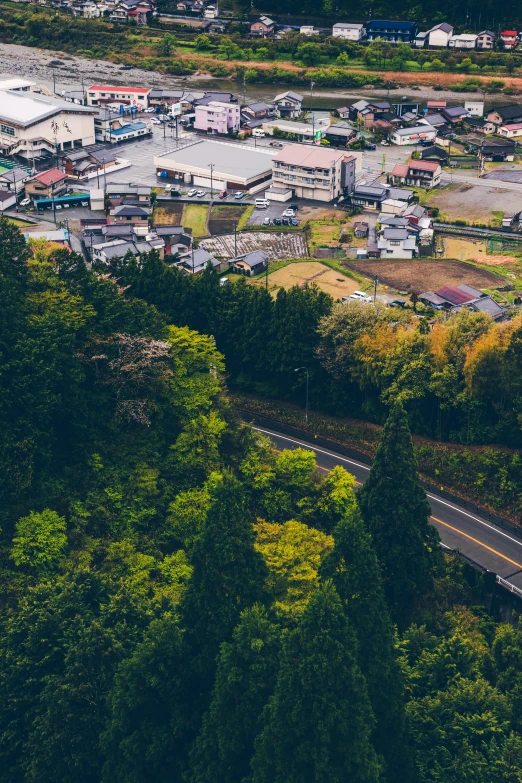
[2,218,522,782]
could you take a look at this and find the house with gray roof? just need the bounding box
[232,250,268,276]
[272,91,303,119]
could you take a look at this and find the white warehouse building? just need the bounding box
[389,124,437,146]
[154,139,276,192]
[0,90,97,159]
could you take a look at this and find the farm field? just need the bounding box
[201,231,308,260]
[208,204,248,236]
[261,261,361,299]
[154,202,184,226]
[347,259,505,294]
[426,183,517,223]
[181,203,208,237]
[441,237,489,260]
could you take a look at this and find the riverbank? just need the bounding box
[0,42,512,107]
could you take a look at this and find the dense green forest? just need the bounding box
[110,251,522,449]
[2,217,522,782]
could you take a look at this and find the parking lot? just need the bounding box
[247,203,300,227]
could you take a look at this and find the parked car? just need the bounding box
[218,190,228,199]
[290,217,299,226]
[263,216,271,225]
[288,204,299,212]
[380,140,390,146]
[365,142,377,150]
[252,128,265,137]
[144,107,156,113]
[20,198,31,207]
[196,190,205,198]
[273,217,281,225]
[219,277,229,286]
[187,189,197,197]
[281,217,289,225]
[255,198,270,208]
[282,209,294,217]
[234,191,245,200]
[269,141,283,147]
[348,290,372,302]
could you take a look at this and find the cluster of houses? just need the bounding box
[419,284,507,320]
[249,16,522,50]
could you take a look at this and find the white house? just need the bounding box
[86,85,150,108]
[498,123,522,138]
[448,33,478,48]
[465,101,484,117]
[332,22,365,40]
[0,90,96,159]
[389,124,437,145]
[427,22,454,47]
[0,190,17,211]
[377,226,417,258]
[272,91,303,119]
[300,25,319,35]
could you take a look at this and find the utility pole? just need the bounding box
[234,222,237,257]
[14,173,18,213]
[373,273,379,303]
[192,244,195,275]
[208,162,215,198]
[51,180,57,224]
[265,256,268,289]
[310,79,315,142]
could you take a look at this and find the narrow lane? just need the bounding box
[254,426,522,590]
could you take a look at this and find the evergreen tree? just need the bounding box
[251,581,381,783]
[180,474,269,700]
[188,605,281,783]
[101,616,191,783]
[357,403,442,628]
[321,508,413,783]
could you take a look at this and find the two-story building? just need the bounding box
[332,22,365,40]
[271,144,361,202]
[500,30,518,49]
[272,91,303,119]
[476,30,496,49]
[250,15,275,37]
[106,183,151,207]
[86,85,150,108]
[194,101,240,134]
[109,203,150,226]
[390,160,442,189]
[487,104,522,126]
[24,168,68,200]
[389,124,437,145]
[377,226,418,258]
[0,89,96,160]
[427,22,454,47]
[365,19,417,43]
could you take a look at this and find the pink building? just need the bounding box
[194,102,240,135]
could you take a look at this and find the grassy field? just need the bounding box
[260,261,361,299]
[6,217,33,227]
[181,204,209,238]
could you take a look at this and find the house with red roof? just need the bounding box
[390,159,442,189]
[86,85,150,108]
[500,30,518,49]
[24,168,68,201]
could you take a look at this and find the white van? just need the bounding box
[255,198,270,208]
[252,128,265,137]
[344,291,372,303]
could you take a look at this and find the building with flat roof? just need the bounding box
[271,144,361,202]
[194,101,240,135]
[86,85,150,108]
[154,140,276,192]
[332,22,365,40]
[0,90,96,159]
[262,118,330,141]
[0,78,51,95]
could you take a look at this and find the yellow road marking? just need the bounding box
[269,444,519,569]
[430,515,522,570]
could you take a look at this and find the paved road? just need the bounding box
[255,425,522,593]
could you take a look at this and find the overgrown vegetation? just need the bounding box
[2,218,522,782]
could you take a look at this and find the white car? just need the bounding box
[148,118,161,125]
[282,209,295,217]
[380,140,390,146]
[19,198,31,207]
[348,290,372,302]
[234,191,245,200]
[196,190,205,198]
[263,216,271,225]
[187,189,197,197]
[144,107,156,113]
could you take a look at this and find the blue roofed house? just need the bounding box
[366,19,418,43]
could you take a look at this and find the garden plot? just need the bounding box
[347,259,505,294]
[200,231,308,260]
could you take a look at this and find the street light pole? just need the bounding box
[294,366,309,424]
[208,162,215,198]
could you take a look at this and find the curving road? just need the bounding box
[255,425,522,596]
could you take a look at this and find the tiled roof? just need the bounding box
[32,168,67,185]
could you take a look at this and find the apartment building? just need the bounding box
[194,101,240,134]
[271,144,361,202]
[332,22,365,40]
